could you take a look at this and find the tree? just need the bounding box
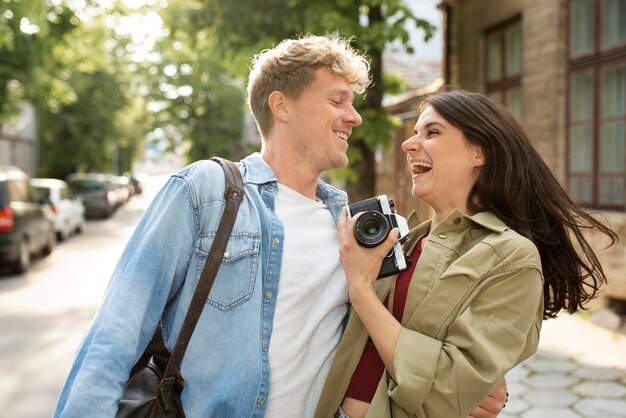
[35,11,134,178]
[38,70,128,178]
[196,0,435,201]
[0,0,78,121]
[137,1,245,163]
[1,1,148,178]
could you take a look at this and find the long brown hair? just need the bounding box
[422,90,619,319]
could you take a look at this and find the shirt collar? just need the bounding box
[240,152,347,206]
[408,208,509,240]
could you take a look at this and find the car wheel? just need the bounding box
[14,239,30,274]
[59,223,71,241]
[42,229,56,256]
[76,217,86,234]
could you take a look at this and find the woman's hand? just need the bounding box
[337,207,400,294]
[338,207,403,376]
[466,377,508,418]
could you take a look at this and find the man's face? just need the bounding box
[284,67,363,173]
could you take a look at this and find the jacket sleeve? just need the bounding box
[388,265,543,417]
[53,174,198,418]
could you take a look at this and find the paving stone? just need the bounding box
[502,396,530,415]
[524,358,577,374]
[572,381,626,398]
[589,308,622,330]
[507,364,531,381]
[532,351,566,361]
[589,308,622,331]
[506,381,531,398]
[500,411,521,418]
[522,389,578,406]
[520,407,583,418]
[572,366,626,381]
[524,373,579,389]
[577,349,626,369]
[573,398,626,416]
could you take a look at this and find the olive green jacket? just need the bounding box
[314,210,544,418]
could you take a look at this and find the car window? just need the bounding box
[68,179,105,192]
[0,182,7,206]
[32,185,50,202]
[29,184,44,202]
[61,185,71,200]
[5,179,30,202]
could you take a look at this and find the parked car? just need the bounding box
[111,175,131,206]
[0,166,56,273]
[66,173,117,219]
[128,175,144,195]
[30,178,86,241]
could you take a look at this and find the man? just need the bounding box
[55,35,506,417]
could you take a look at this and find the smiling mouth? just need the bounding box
[334,131,349,141]
[410,161,433,175]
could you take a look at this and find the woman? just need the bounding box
[314,90,618,418]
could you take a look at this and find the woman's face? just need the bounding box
[401,105,485,216]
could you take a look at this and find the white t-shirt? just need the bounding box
[265,184,349,417]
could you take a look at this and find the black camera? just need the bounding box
[347,195,411,279]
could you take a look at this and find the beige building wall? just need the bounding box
[444,0,568,179]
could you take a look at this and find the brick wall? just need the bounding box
[0,103,38,175]
[596,213,626,301]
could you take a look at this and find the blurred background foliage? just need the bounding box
[0,0,434,198]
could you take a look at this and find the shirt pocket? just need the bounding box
[196,232,261,311]
[406,256,484,337]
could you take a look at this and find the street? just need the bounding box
[0,175,169,418]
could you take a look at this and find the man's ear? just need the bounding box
[268,91,289,123]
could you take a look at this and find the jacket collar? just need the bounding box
[407,208,509,241]
[240,152,348,212]
[240,153,278,186]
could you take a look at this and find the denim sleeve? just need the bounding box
[54,175,197,418]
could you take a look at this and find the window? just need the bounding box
[568,0,626,209]
[485,18,523,121]
[61,185,71,200]
[5,180,30,202]
[601,0,626,48]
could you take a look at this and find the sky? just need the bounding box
[399,0,443,62]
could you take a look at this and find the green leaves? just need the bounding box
[168,0,435,198]
[3,0,434,189]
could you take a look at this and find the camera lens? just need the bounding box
[353,211,391,248]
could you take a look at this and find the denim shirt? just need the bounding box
[54,153,348,418]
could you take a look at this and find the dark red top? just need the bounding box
[345,238,424,402]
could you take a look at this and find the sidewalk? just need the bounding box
[501,313,626,418]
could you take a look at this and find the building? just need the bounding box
[0,103,38,176]
[380,0,626,302]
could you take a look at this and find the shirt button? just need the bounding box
[262,344,268,352]
[257,397,265,406]
[223,251,230,257]
[265,292,273,299]
[453,217,462,225]
[272,239,280,246]
[437,233,447,239]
